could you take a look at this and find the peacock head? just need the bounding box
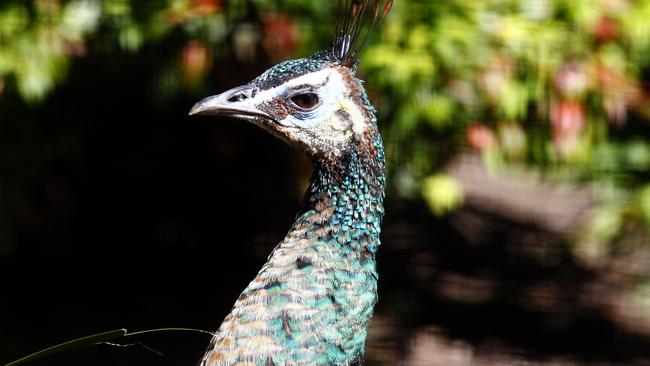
[189,52,375,159]
[189,0,392,161]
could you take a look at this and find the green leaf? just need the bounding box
[421,174,464,216]
[422,94,455,129]
[497,80,528,119]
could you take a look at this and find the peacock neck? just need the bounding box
[203,128,387,365]
[292,130,386,254]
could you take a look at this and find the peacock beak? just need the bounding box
[189,84,274,123]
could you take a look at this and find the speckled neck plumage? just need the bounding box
[300,129,386,254]
[200,120,385,366]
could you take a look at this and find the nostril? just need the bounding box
[227,93,248,103]
[223,85,256,103]
[228,93,248,103]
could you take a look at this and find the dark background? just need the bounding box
[2,1,650,365]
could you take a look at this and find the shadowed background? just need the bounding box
[1,1,650,365]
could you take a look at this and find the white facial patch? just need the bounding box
[252,68,369,137]
[253,68,343,103]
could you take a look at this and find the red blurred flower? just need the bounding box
[594,15,619,42]
[552,100,585,135]
[182,40,211,86]
[167,0,223,24]
[551,100,585,157]
[193,0,222,16]
[262,13,300,61]
[467,124,497,151]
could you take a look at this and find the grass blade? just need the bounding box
[4,329,127,366]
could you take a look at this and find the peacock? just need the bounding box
[189,1,392,365]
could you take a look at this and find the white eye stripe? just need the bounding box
[263,70,341,97]
[251,69,347,115]
[283,69,334,89]
[286,77,331,95]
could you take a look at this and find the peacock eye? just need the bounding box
[290,93,320,110]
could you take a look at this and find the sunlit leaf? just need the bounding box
[422,94,455,130]
[497,80,528,119]
[0,5,29,38]
[625,140,650,171]
[119,23,144,51]
[61,0,101,39]
[421,174,464,216]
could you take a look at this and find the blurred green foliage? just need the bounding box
[0,1,100,101]
[361,0,650,259]
[1,0,649,253]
